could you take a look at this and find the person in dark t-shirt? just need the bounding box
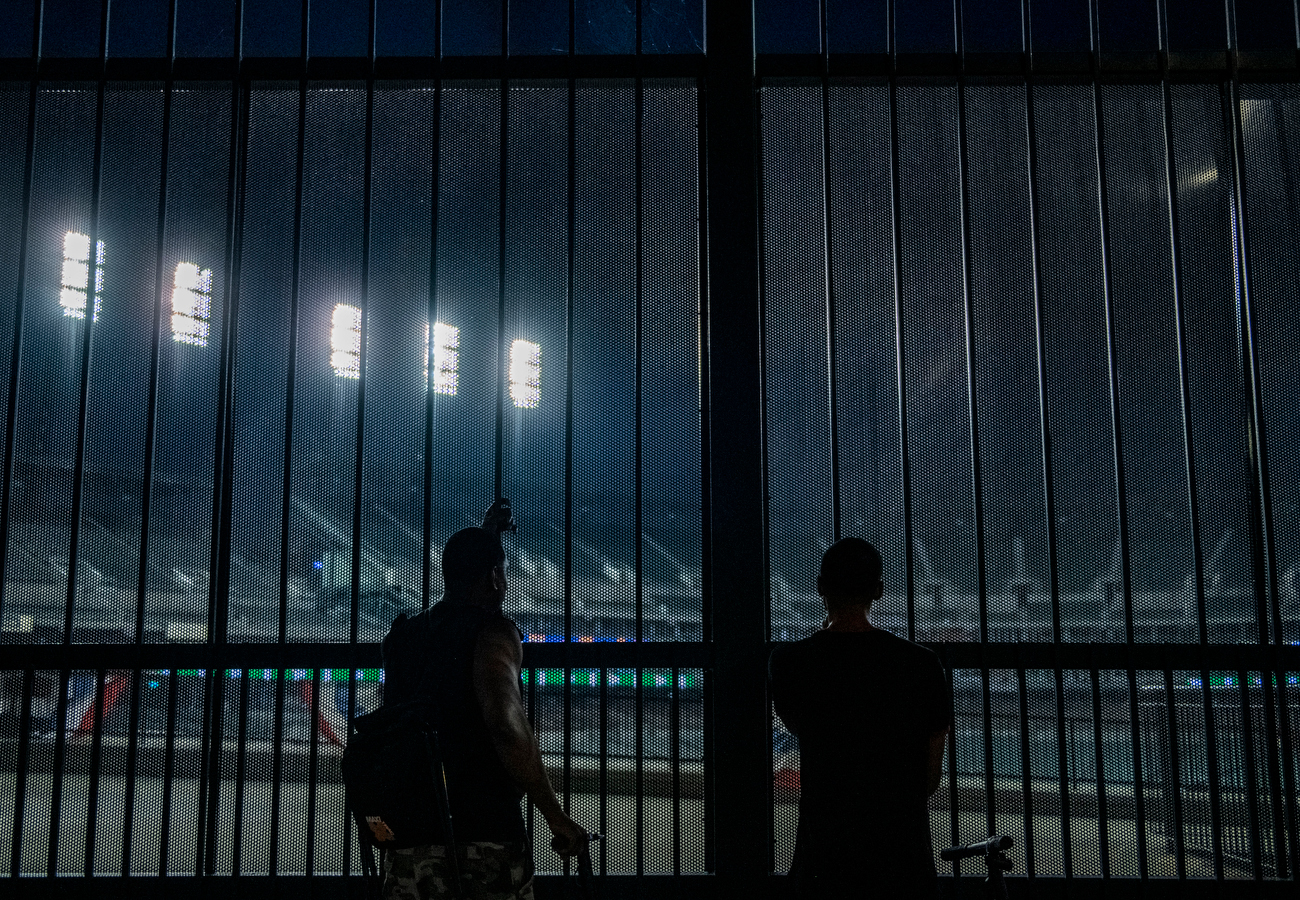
[768,538,953,897]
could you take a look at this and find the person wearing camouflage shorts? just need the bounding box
[383,841,535,900]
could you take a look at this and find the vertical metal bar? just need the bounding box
[635,58,644,647]
[599,666,609,875]
[1197,664,1226,878]
[0,0,43,633]
[696,73,713,648]
[1090,81,1136,646]
[886,40,916,641]
[1022,72,1063,645]
[817,0,841,541]
[306,668,323,875]
[563,32,576,876]
[1223,74,1298,880]
[197,15,249,876]
[278,71,310,652]
[1016,667,1036,879]
[980,661,996,838]
[45,668,72,877]
[1163,669,1188,880]
[754,59,773,652]
[267,668,287,874]
[1272,669,1299,883]
[1158,22,1212,652]
[1237,668,1265,880]
[63,0,112,646]
[230,669,250,876]
[494,3,509,500]
[636,667,644,875]
[1053,666,1073,877]
[9,668,35,877]
[954,0,988,653]
[134,0,178,647]
[421,1,443,613]
[672,666,682,876]
[119,665,144,876]
[563,3,575,647]
[701,667,714,873]
[123,9,178,869]
[1126,666,1150,878]
[82,667,108,876]
[350,47,376,654]
[526,666,536,842]
[157,668,179,875]
[198,667,227,876]
[344,667,358,876]
[1088,665,1111,878]
[945,665,961,878]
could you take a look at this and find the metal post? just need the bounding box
[1222,73,1298,880]
[267,668,287,874]
[0,0,42,641]
[1022,69,1063,646]
[493,0,509,499]
[46,668,72,877]
[954,0,988,652]
[887,56,917,642]
[1236,668,1265,880]
[82,667,108,876]
[817,0,841,541]
[230,668,250,875]
[1090,80,1136,646]
[158,668,179,875]
[1088,664,1111,878]
[8,668,35,877]
[350,33,376,654]
[306,667,323,875]
[1016,667,1035,878]
[704,0,769,882]
[421,2,443,613]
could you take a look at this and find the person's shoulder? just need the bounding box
[870,628,944,666]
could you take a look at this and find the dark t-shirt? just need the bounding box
[768,628,953,887]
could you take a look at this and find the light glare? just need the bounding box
[331,303,362,379]
[60,231,104,321]
[509,339,540,409]
[425,321,459,395]
[171,262,212,346]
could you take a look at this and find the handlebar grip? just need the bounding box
[940,834,1014,861]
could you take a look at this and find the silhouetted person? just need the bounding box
[768,538,952,897]
[381,501,586,900]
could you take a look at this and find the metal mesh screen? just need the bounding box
[0,79,706,879]
[1239,83,1300,647]
[761,76,1300,882]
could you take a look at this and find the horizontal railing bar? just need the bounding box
[0,641,1293,672]
[0,640,714,669]
[0,54,707,83]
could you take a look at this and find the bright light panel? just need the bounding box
[425,321,459,395]
[509,339,540,409]
[331,303,362,379]
[171,262,212,347]
[61,231,104,321]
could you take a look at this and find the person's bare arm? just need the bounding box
[473,618,585,851]
[926,727,949,797]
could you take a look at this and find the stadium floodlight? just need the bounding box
[331,303,362,379]
[508,339,540,409]
[171,262,213,346]
[60,231,104,321]
[425,321,459,395]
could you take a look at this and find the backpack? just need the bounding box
[340,699,465,899]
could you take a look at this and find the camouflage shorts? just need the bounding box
[383,841,535,900]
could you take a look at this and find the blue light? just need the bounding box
[314,560,323,570]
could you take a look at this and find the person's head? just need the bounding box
[442,527,507,608]
[816,537,884,613]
